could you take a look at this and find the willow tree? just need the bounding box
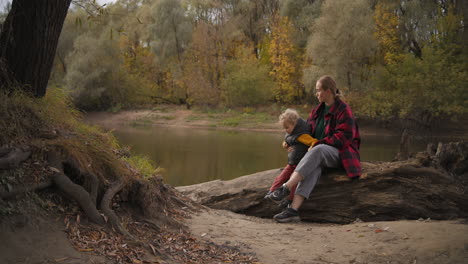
[232,0,280,57]
[0,0,72,97]
[151,0,193,108]
[279,0,323,48]
[304,0,377,91]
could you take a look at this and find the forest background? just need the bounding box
[2,0,466,128]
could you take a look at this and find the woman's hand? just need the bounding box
[282,141,289,149]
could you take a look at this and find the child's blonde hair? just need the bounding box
[279,108,299,125]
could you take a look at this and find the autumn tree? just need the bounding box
[362,2,467,128]
[374,2,404,65]
[181,22,225,106]
[267,15,303,103]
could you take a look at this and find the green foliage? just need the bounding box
[122,155,164,180]
[65,33,154,111]
[221,47,274,107]
[280,0,323,48]
[220,116,241,127]
[0,85,120,152]
[359,3,468,124]
[363,45,467,121]
[151,0,192,65]
[304,0,377,91]
[44,0,465,124]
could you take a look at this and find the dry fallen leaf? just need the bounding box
[49,167,60,173]
[77,248,94,252]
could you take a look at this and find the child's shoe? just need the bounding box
[269,184,290,202]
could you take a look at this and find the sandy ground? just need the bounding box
[2,207,467,264]
[188,208,468,264]
[0,215,106,264]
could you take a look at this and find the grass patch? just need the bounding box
[0,86,133,182]
[122,155,165,180]
[220,117,241,127]
[130,118,153,127]
[161,115,176,120]
[131,114,175,127]
[185,115,203,122]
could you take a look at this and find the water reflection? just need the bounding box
[112,127,286,186]
[104,125,424,187]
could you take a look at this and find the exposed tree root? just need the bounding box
[47,151,137,238]
[101,179,134,239]
[83,172,99,205]
[47,151,105,225]
[0,179,52,199]
[63,157,100,205]
[0,146,31,169]
[3,145,189,241]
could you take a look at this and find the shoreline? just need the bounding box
[85,108,468,140]
[84,108,413,138]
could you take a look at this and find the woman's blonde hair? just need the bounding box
[318,75,343,99]
[279,108,299,124]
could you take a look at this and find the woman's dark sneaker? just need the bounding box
[278,199,292,209]
[273,208,300,223]
[269,184,290,201]
[263,191,273,199]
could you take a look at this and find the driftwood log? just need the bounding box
[176,141,468,224]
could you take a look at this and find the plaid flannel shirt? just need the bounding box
[308,99,361,177]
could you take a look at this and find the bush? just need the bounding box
[221,50,275,107]
[363,45,468,123]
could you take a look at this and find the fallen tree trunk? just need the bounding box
[176,142,468,224]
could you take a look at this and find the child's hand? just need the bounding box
[282,141,289,149]
[308,141,318,151]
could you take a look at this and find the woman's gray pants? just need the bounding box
[294,144,341,199]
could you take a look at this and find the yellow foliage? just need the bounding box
[374,3,404,65]
[268,15,302,103]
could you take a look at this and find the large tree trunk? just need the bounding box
[176,142,468,224]
[0,0,72,97]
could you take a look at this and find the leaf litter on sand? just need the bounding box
[64,213,259,264]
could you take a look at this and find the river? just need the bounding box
[85,121,439,187]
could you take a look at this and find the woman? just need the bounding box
[270,75,361,223]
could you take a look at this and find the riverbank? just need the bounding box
[85,105,468,140]
[84,105,401,137]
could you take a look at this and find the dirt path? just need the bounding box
[187,208,468,264]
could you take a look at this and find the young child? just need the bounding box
[265,108,318,207]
